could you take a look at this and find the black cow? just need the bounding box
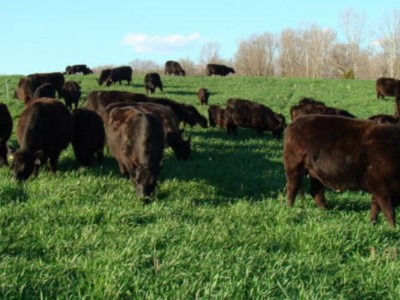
[0,103,13,166]
[206,64,235,76]
[65,64,93,75]
[72,108,105,166]
[62,80,81,110]
[98,69,112,86]
[105,66,133,87]
[164,60,185,76]
[376,77,400,100]
[11,98,73,181]
[197,88,210,105]
[284,114,400,227]
[106,106,164,198]
[144,72,163,94]
[33,83,56,100]
[225,98,286,138]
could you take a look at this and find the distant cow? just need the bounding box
[376,77,400,100]
[71,108,105,166]
[65,64,93,75]
[298,97,325,106]
[164,60,185,76]
[15,72,65,103]
[105,66,133,87]
[33,83,56,100]
[368,114,400,125]
[225,99,286,138]
[208,105,225,129]
[284,114,400,227]
[97,69,112,86]
[106,106,164,198]
[197,88,210,105]
[62,80,81,110]
[144,72,163,94]
[290,100,355,121]
[206,64,235,76]
[11,98,73,181]
[106,102,191,160]
[0,103,13,166]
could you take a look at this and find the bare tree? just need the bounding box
[278,29,306,77]
[199,42,222,67]
[128,59,162,75]
[234,32,278,76]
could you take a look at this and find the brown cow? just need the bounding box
[208,105,225,128]
[206,64,235,76]
[225,98,286,138]
[197,88,210,105]
[290,101,355,120]
[284,114,400,227]
[62,80,81,110]
[0,103,13,166]
[106,106,164,198]
[11,98,73,181]
[376,77,400,100]
[106,102,191,161]
[72,108,105,166]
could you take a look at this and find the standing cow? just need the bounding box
[164,61,185,76]
[106,106,164,198]
[105,66,133,86]
[375,77,400,100]
[0,103,13,166]
[97,69,112,86]
[225,98,286,138]
[206,64,235,76]
[65,64,92,75]
[11,99,73,181]
[62,80,81,110]
[283,114,400,227]
[144,73,163,94]
[197,88,210,105]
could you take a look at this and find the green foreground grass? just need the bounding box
[0,74,399,299]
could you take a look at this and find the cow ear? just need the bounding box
[34,150,44,166]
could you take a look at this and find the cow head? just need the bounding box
[11,150,43,181]
[169,133,191,161]
[105,78,113,87]
[180,70,186,76]
[272,113,287,139]
[133,165,158,198]
[230,68,236,74]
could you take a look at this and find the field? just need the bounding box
[0,74,399,299]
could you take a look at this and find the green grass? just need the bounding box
[0,74,399,299]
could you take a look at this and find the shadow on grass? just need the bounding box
[0,182,28,205]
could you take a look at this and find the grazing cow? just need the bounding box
[33,83,56,100]
[208,105,225,129]
[284,114,400,227]
[98,68,112,86]
[11,98,73,181]
[164,60,186,76]
[71,108,105,166]
[197,88,210,105]
[375,77,400,100]
[368,114,400,125]
[106,106,164,198]
[62,80,81,110]
[0,103,13,166]
[106,102,191,160]
[144,72,163,94]
[65,64,93,75]
[15,72,64,103]
[290,101,355,121]
[105,66,133,87]
[206,64,235,76]
[225,98,286,138]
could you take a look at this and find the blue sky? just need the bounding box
[0,0,398,75]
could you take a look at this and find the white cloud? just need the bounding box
[122,33,201,53]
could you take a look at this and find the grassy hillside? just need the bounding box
[0,74,399,299]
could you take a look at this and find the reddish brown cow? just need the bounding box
[11,98,73,181]
[225,98,286,138]
[197,88,210,105]
[106,106,164,198]
[290,101,355,120]
[284,114,400,227]
[208,105,225,128]
[376,77,400,100]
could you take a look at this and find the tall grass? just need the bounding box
[0,74,399,299]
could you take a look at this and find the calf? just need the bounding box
[206,64,235,76]
[197,88,210,105]
[11,98,73,181]
[72,108,105,166]
[225,98,286,138]
[0,103,13,166]
[144,72,163,94]
[106,106,164,198]
[208,105,225,128]
[284,114,400,227]
[62,80,81,110]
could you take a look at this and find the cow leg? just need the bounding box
[96,150,104,164]
[285,165,304,207]
[373,194,396,227]
[226,123,237,135]
[370,195,380,224]
[309,177,327,209]
[49,153,60,173]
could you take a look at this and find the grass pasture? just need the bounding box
[0,74,399,299]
